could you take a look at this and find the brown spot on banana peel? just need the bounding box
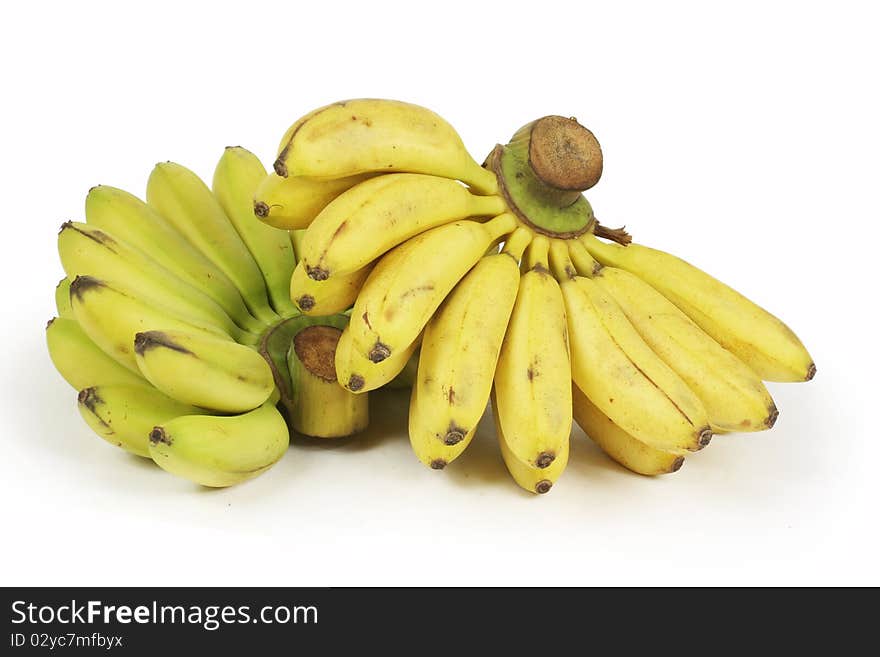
[254,201,270,219]
[369,342,391,363]
[296,295,315,312]
[442,423,467,446]
[535,480,553,494]
[669,456,685,473]
[61,222,118,251]
[765,405,779,429]
[805,363,817,381]
[347,374,365,392]
[77,387,101,414]
[430,459,447,470]
[697,427,713,449]
[446,387,455,405]
[535,451,556,468]
[306,265,330,281]
[133,331,193,357]
[69,275,106,301]
[149,427,173,446]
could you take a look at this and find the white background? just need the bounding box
[1,0,877,586]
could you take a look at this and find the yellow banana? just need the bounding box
[85,185,262,333]
[349,213,517,363]
[212,147,298,316]
[46,317,146,389]
[134,330,274,413]
[78,385,201,458]
[55,278,73,319]
[572,384,684,476]
[492,393,569,494]
[335,323,420,393]
[253,171,373,230]
[408,228,531,469]
[58,221,241,339]
[583,234,815,382]
[297,174,507,281]
[290,259,371,315]
[553,243,712,453]
[273,98,498,194]
[584,255,777,432]
[146,162,278,323]
[493,237,572,469]
[149,401,289,488]
[69,276,226,372]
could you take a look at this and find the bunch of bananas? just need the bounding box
[47,147,369,487]
[258,99,815,494]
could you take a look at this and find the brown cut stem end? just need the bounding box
[593,222,632,246]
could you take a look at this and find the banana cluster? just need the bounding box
[47,147,368,487]
[262,99,816,494]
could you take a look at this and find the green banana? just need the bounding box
[134,329,274,413]
[78,384,201,457]
[149,401,289,488]
[212,147,298,316]
[146,161,278,323]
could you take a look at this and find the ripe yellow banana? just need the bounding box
[554,243,712,453]
[85,185,263,333]
[69,276,226,373]
[78,385,201,457]
[134,330,274,413]
[212,146,298,316]
[572,384,684,476]
[146,162,278,323]
[493,237,572,469]
[408,228,531,469]
[46,317,146,389]
[273,98,498,194]
[55,278,73,319]
[491,392,569,494]
[288,325,369,437]
[583,234,815,382]
[290,259,372,316]
[348,213,517,363]
[297,174,507,281]
[253,171,373,230]
[58,221,241,339]
[585,258,777,432]
[335,323,420,393]
[149,401,289,488]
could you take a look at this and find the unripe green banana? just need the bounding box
[46,317,146,390]
[149,401,289,488]
[146,162,278,323]
[253,171,373,230]
[134,330,274,413]
[70,276,226,372]
[297,174,507,281]
[55,278,73,319]
[212,147,298,316]
[287,325,369,438]
[273,99,498,194]
[78,385,201,457]
[58,221,242,339]
[572,384,684,476]
[290,259,372,315]
[85,185,263,334]
[582,235,815,382]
